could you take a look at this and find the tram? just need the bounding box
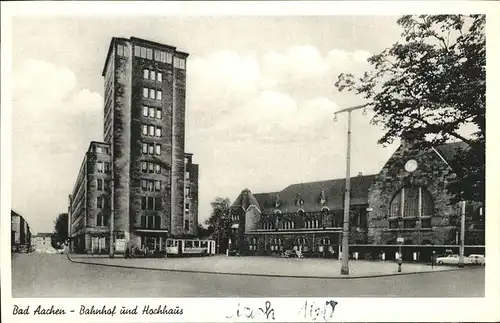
[165,239,216,257]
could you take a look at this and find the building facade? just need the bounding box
[31,233,55,253]
[11,210,31,252]
[230,141,485,261]
[69,37,198,253]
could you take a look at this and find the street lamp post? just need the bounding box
[334,103,368,276]
[458,200,466,267]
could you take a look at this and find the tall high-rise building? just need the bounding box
[69,37,198,253]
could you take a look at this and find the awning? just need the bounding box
[231,223,239,229]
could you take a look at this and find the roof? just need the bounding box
[231,189,261,212]
[240,175,376,215]
[434,141,469,163]
[102,37,189,76]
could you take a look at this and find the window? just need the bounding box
[166,53,173,64]
[142,87,148,98]
[142,106,148,117]
[149,89,155,99]
[150,71,156,81]
[389,219,399,229]
[155,164,161,174]
[97,179,103,191]
[140,47,147,58]
[141,162,147,173]
[155,144,161,155]
[154,181,161,191]
[97,161,103,173]
[143,69,149,79]
[185,203,190,211]
[154,198,161,210]
[141,180,147,191]
[174,57,186,69]
[184,219,190,231]
[147,197,154,210]
[134,46,141,57]
[155,127,162,137]
[154,50,161,61]
[141,197,147,210]
[157,90,162,101]
[156,108,162,119]
[117,44,124,56]
[389,186,434,219]
[96,146,103,153]
[421,217,431,229]
[104,162,110,173]
[148,143,154,155]
[147,48,153,60]
[142,143,148,154]
[142,125,148,135]
[160,51,166,63]
[149,107,155,118]
[157,72,162,82]
[148,181,154,192]
[97,196,103,209]
[148,162,154,173]
[97,214,108,227]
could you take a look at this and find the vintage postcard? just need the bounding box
[1,1,499,322]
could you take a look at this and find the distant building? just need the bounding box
[31,233,54,253]
[68,37,198,253]
[11,210,31,252]
[230,140,485,261]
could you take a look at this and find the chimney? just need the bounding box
[358,172,363,176]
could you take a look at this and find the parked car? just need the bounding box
[467,254,485,265]
[435,254,472,265]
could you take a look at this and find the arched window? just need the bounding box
[389,186,434,218]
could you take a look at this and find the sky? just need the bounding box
[10,15,411,234]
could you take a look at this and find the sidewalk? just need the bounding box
[67,254,480,279]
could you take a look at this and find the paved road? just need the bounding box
[12,253,484,297]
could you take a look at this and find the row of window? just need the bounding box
[116,44,130,57]
[142,124,162,137]
[250,237,332,246]
[389,218,431,229]
[142,87,162,100]
[142,106,162,119]
[93,146,110,154]
[142,142,161,155]
[260,218,343,230]
[133,45,173,64]
[141,179,162,192]
[141,196,162,210]
[96,161,111,173]
[140,215,161,229]
[141,161,161,174]
[143,69,163,82]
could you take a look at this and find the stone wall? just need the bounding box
[113,48,132,236]
[367,142,459,246]
[171,65,187,236]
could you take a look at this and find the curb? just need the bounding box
[66,254,483,280]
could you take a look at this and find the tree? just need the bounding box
[197,223,211,239]
[51,213,68,249]
[335,15,485,204]
[205,197,231,253]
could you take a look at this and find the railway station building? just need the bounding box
[68,37,199,254]
[230,140,485,262]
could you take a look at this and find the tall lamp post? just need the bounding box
[334,103,368,275]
